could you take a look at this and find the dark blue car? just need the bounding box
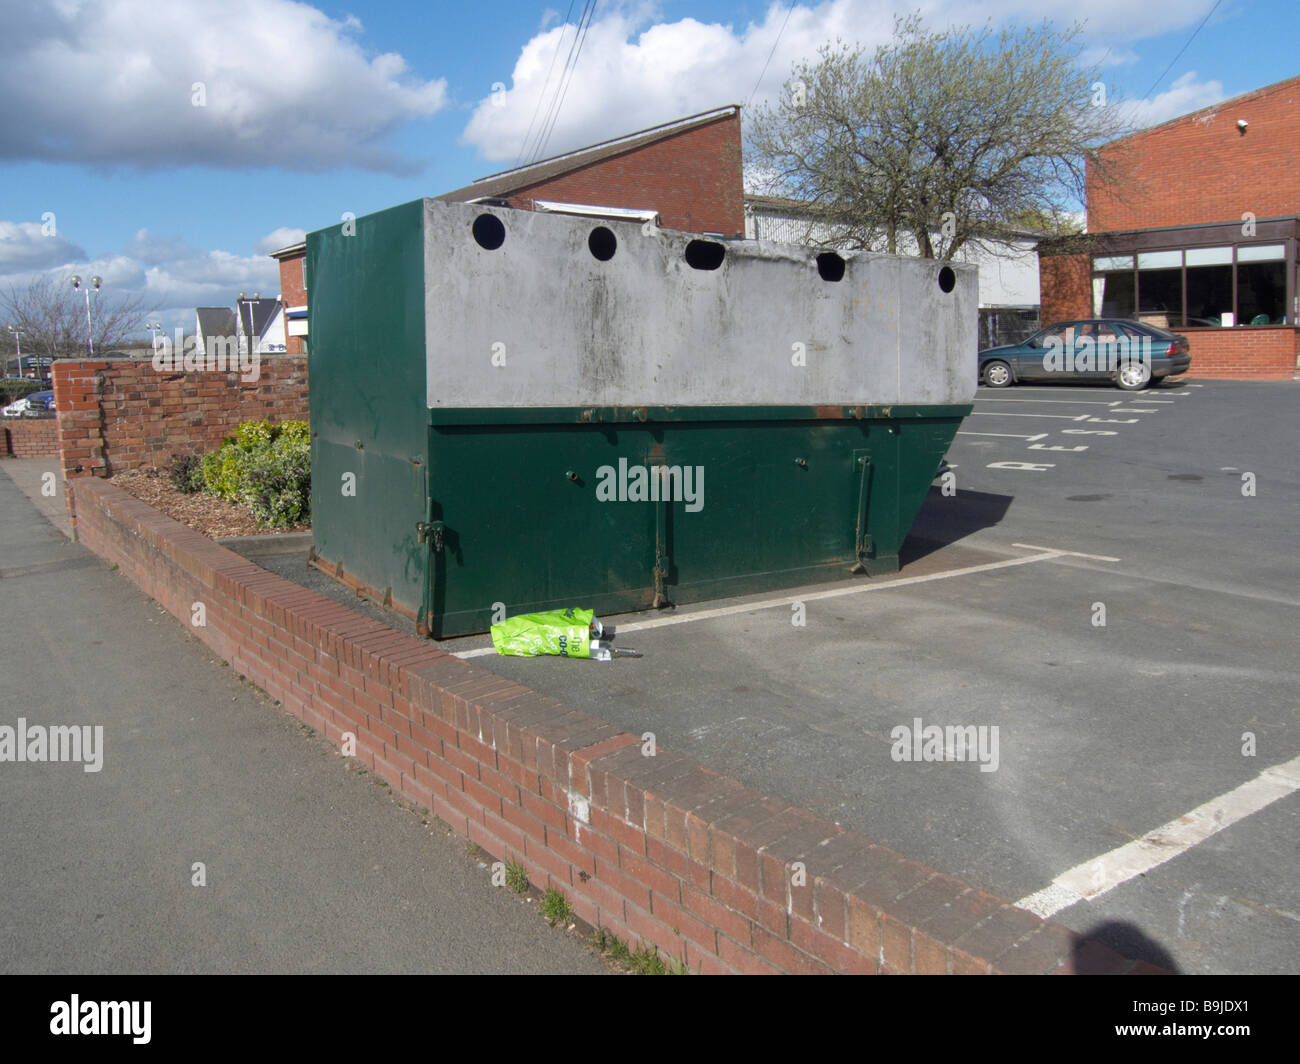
[979,319,1191,391]
[2,390,55,416]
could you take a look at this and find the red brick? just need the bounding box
[751,927,834,975]
[717,934,782,975]
[789,915,876,974]
[645,834,710,892]
[649,890,717,953]
[681,883,752,947]
[544,825,596,879]
[592,855,651,912]
[620,848,682,904]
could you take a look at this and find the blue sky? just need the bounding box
[0,0,1293,332]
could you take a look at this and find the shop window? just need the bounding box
[1137,264,1182,328]
[1090,241,1294,329]
[1184,248,1233,327]
[1098,271,1135,318]
[1238,261,1286,324]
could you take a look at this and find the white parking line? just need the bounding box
[956,432,1048,441]
[973,398,1121,405]
[1009,542,1120,562]
[969,412,1093,420]
[1017,754,1300,918]
[451,547,1099,657]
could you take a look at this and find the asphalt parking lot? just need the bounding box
[438,377,1299,974]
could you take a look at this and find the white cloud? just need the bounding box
[0,221,280,335]
[0,221,87,272]
[461,0,1227,164]
[1118,71,1228,130]
[0,0,448,174]
[255,226,307,254]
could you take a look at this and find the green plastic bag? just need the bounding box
[491,608,594,658]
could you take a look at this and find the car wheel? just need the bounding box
[1115,360,1152,390]
[982,360,1013,388]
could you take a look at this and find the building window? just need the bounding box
[1185,247,1233,326]
[1095,258,1135,318]
[1092,242,1292,327]
[1237,245,1286,324]
[1136,251,1182,327]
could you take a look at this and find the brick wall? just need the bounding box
[1175,327,1298,379]
[1088,76,1300,231]
[504,112,745,237]
[51,357,308,529]
[69,476,1153,975]
[52,356,308,478]
[3,416,59,457]
[1038,250,1093,325]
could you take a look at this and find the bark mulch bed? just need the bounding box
[110,468,308,539]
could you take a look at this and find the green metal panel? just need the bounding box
[307,199,430,617]
[419,408,966,638]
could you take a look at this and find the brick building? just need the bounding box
[270,106,745,351]
[270,242,307,354]
[438,105,744,235]
[1038,75,1300,378]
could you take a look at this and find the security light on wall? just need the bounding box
[1237,119,1248,134]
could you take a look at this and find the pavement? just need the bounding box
[0,460,608,974]
[1,456,73,538]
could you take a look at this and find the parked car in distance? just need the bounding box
[2,390,55,417]
[979,319,1191,391]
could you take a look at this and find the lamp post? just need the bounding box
[237,291,262,359]
[146,320,163,358]
[6,325,21,378]
[70,274,102,358]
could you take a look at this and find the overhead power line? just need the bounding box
[746,0,798,112]
[1142,0,1222,100]
[516,2,578,166]
[532,0,598,162]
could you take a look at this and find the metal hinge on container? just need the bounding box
[416,520,446,552]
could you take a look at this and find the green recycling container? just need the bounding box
[306,198,975,638]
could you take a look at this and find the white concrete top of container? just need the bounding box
[422,198,977,409]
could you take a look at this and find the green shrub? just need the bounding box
[196,419,311,527]
[234,419,274,450]
[239,434,310,527]
[277,420,310,446]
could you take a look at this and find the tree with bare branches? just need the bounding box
[1,273,152,376]
[747,15,1132,258]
